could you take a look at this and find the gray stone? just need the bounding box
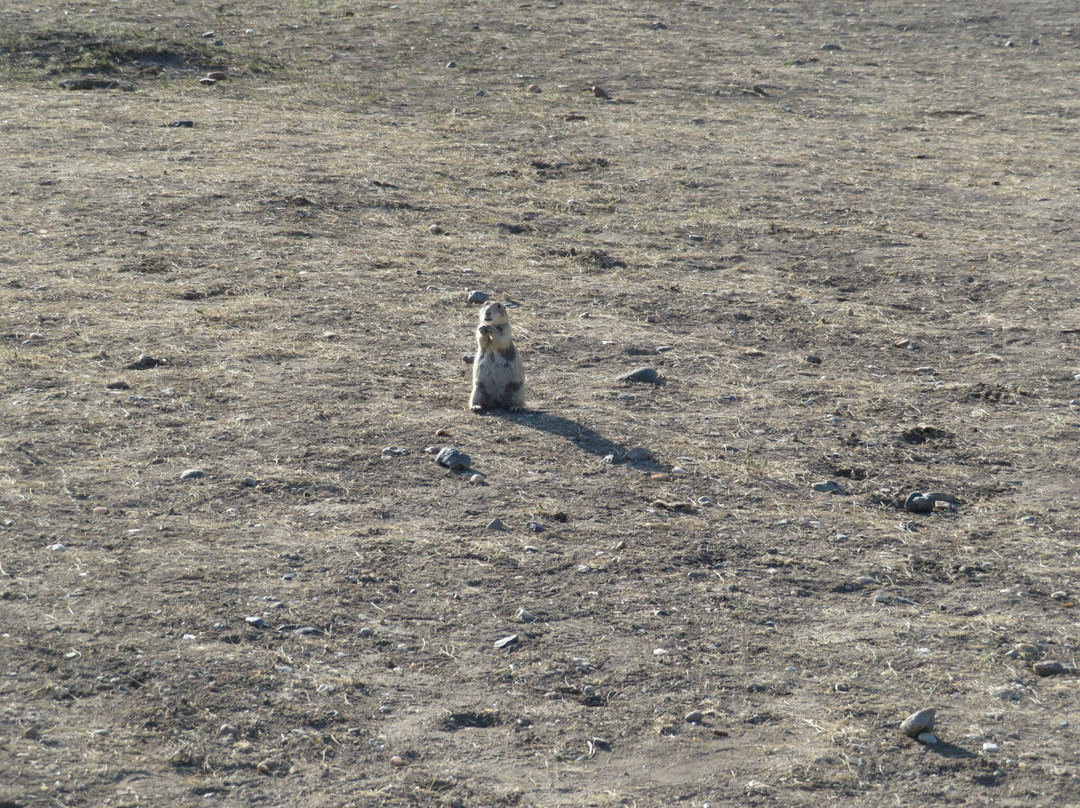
[617,366,661,384]
[1033,660,1067,677]
[180,468,207,480]
[900,708,935,738]
[467,290,490,304]
[811,480,848,495]
[486,518,505,530]
[625,447,654,462]
[494,634,518,649]
[904,492,935,513]
[436,447,471,470]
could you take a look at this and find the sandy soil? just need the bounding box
[2,1,1079,805]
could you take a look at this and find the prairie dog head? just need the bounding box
[476,302,513,347]
[479,301,510,328]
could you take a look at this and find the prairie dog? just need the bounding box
[470,302,525,413]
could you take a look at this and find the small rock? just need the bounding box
[625,447,654,462]
[359,627,374,637]
[219,724,238,738]
[811,480,848,495]
[105,380,130,390]
[467,290,490,304]
[900,708,935,738]
[436,447,471,470]
[475,89,486,96]
[446,61,457,68]
[1010,643,1041,660]
[835,683,850,692]
[904,492,934,513]
[917,731,939,745]
[245,616,271,629]
[982,742,1000,753]
[526,83,542,93]
[428,223,444,234]
[390,755,405,767]
[685,710,705,724]
[48,543,67,552]
[1033,660,1067,677]
[820,43,842,51]
[516,608,534,623]
[242,476,258,487]
[592,85,611,99]
[92,506,109,516]
[125,354,166,370]
[494,634,518,649]
[486,518,505,530]
[202,31,215,38]
[617,366,661,384]
[199,77,217,85]
[526,520,544,532]
[925,491,961,505]
[805,355,822,364]
[23,726,40,740]
[469,474,485,485]
[380,446,409,458]
[180,469,207,481]
[206,71,228,81]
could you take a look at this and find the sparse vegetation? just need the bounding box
[1,1,1080,806]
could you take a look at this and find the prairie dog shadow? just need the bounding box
[486,409,660,470]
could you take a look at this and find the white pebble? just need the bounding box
[982,742,1000,753]
[918,731,938,745]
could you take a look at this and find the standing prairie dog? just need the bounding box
[470,302,525,413]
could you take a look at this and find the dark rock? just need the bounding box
[436,447,471,470]
[617,367,661,384]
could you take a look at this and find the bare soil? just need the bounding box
[2,2,1080,806]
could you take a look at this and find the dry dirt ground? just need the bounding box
[2,1,1080,806]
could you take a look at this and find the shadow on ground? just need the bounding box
[488,409,662,471]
